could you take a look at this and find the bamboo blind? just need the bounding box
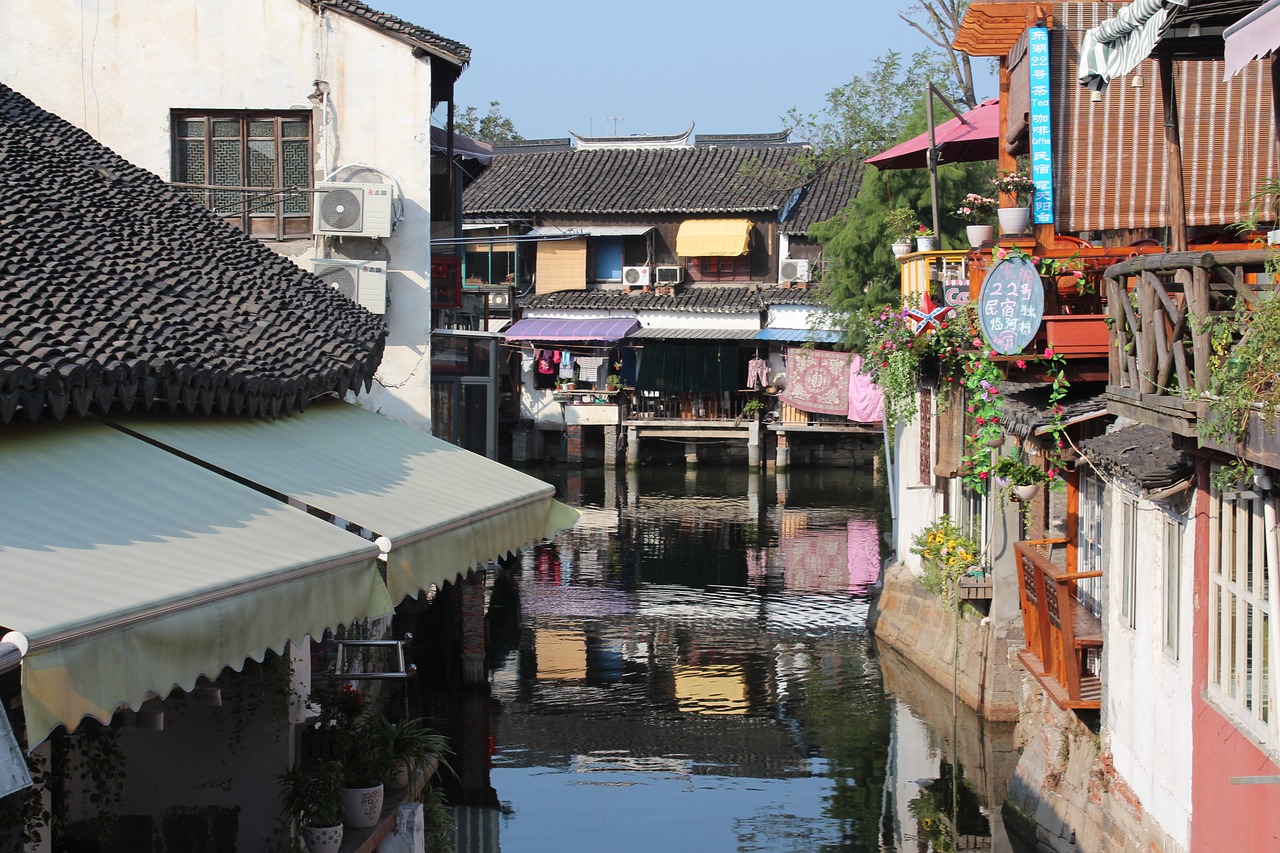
[535,238,587,293]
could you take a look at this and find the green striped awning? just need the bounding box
[115,398,578,605]
[0,421,393,749]
[1078,0,1187,92]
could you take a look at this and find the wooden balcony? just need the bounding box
[1101,247,1279,462]
[1013,537,1102,710]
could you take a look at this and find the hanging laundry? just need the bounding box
[746,357,770,390]
[559,351,575,379]
[536,349,555,374]
[575,356,605,373]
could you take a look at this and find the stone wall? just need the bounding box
[869,561,1023,722]
[1004,680,1183,853]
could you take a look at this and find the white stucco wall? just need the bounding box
[1102,484,1194,851]
[0,0,441,430]
[638,310,759,330]
[766,304,827,330]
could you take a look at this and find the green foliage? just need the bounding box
[455,101,523,146]
[365,713,454,788]
[277,760,344,828]
[992,454,1046,486]
[886,207,921,242]
[910,516,982,608]
[0,744,52,848]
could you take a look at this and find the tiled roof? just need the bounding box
[784,158,864,234]
[463,145,855,217]
[997,382,1109,439]
[312,0,470,66]
[1080,424,1194,493]
[0,83,386,425]
[694,131,796,147]
[521,285,817,314]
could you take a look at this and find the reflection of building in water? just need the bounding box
[770,514,882,596]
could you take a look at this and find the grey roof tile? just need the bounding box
[1080,424,1195,492]
[0,82,386,425]
[521,285,819,314]
[312,0,470,65]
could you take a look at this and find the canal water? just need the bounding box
[441,465,1023,853]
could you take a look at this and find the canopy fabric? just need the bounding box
[504,317,639,343]
[1078,0,1187,92]
[675,219,752,257]
[1224,0,1280,78]
[636,342,740,392]
[755,327,843,344]
[631,327,761,341]
[0,420,392,749]
[115,399,578,605]
[865,98,1001,170]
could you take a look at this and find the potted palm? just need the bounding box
[365,712,454,790]
[278,760,344,853]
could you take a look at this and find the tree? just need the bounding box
[900,1,979,108]
[455,101,523,146]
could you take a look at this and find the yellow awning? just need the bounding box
[675,219,751,257]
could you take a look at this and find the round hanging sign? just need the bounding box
[977,255,1044,355]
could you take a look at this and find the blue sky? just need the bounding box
[377,0,996,142]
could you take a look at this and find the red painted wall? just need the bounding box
[1190,462,1280,850]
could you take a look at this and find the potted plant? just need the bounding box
[605,374,622,392]
[908,515,983,610]
[365,712,453,790]
[278,760,345,853]
[886,207,920,257]
[992,454,1047,502]
[992,170,1036,234]
[334,715,395,829]
[914,224,937,252]
[955,193,998,247]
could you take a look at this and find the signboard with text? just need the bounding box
[978,256,1044,354]
[1028,27,1055,225]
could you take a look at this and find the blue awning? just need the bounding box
[755,327,843,344]
[505,317,639,343]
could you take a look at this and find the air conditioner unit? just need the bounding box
[622,265,651,287]
[655,265,684,284]
[779,258,811,283]
[486,290,511,310]
[313,182,394,238]
[311,258,388,314]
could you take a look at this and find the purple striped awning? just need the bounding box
[504,317,639,343]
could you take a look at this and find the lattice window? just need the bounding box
[172,112,312,241]
[918,387,932,486]
[1208,474,1276,748]
[687,256,750,282]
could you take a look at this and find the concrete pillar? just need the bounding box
[776,430,791,470]
[626,426,639,468]
[747,420,761,468]
[565,424,584,465]
[777,469,790,506]
[603,424,619,468]
[747,471,760,520]
[684,442,698,466]
[458,571,486,688]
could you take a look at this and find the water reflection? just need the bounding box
[435,467,1018,853]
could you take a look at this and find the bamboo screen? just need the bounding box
[1038,2,1279,233]
[534,238,587,293]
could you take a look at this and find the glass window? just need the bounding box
[172,112,312,241]
[1076,471,1105,618]
[687,256,750,282]
[1209,470,1275,746]
[1120,497,1138,630]
[1164,514,1184,659]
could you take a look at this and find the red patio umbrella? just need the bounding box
[865,97,1001,171]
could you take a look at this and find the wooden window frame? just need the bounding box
[1163,513,1184,660]
[171,111,313,241]
[1119,496,1138,630]
[687,256,751,282]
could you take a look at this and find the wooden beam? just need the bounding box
[1160,54,1188,252]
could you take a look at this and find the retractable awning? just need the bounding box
[504,317,640,343]
[1078,0,1187,92]
[675,219,752,257]
[755,328,843,344]
[526,225,654,238]
[115,399,579,606]
[1225,0,1280,78]
[0,420,393,749]
[630,327,761,341]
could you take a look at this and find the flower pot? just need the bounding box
[966,224,994,248]
[339,783,384,828]
[302,823,343,853]
[916,235,937,252]
[1014,483,1041,502]
[997,207,1031,235]
[891,240,912,258]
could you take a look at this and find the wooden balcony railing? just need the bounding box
[1014,537,1103,710]
[626,391,751,422]
[1102,248,1272,440]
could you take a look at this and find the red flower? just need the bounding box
[1016,359,1027,369]
[979,471,989,479]
[1044,347,1056,357]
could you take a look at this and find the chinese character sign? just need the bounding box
[1028,27,1054,225]
[978,255,1044,354]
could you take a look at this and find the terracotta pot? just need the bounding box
[339,783,384,829]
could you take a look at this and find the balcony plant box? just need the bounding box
[1042,314,1108,355]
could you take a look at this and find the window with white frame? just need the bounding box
[1209,477,1274,744]
[1163,513,1185,659]
[1119,496,1138,630]
[1077,470,1105,617]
